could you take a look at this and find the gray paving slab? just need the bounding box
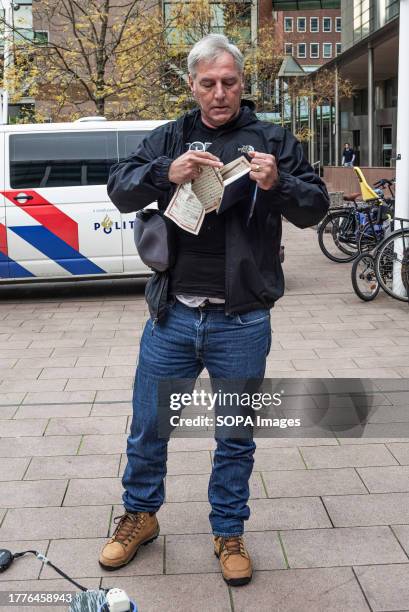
[281,526,407,568]
[90,402,132,417]
[391,524,409,556]
[39,366,104,379]
[164,472,266,503]
[145,502,211,536]
[323,492,409,527]
[231,567,370,612]
[15,356,77,368]
[0,367,42,380]
[65,376,133,391]
[357,466,409,493]
[166,450,212,475]
[63,477,123,506]
[253,447,306,471]
[0,418,48,437]
[387,442,409,464]
[0,480,67,508]
[100,574,231,612]
[355,564,409,612]
[45,415,128,436]
[0,405,18,419]
[0,506,112,540]
[262,467,367,498]
[247,497,331,531]
[254,436,338,447]
[22,390,96,404]
[0,435,81,457]
[165,531,286,574]
[95,389,133,402]
[13,403,92,419]
[0,379,67,392]
[167,437,216,452]
[40,536,164,579]
[300,444,398,469]
[0,457,30,480]
[24,454,120,480]
[78,434,128,454]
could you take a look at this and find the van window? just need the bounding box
[118,131,149,160]
[9,131,117,188]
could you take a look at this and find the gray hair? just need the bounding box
[187,34,244,79]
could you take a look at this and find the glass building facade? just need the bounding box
[342,0,399,50]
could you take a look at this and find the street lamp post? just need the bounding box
[0,0,13,124]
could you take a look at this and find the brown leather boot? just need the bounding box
[99,511,159,570]
[214,536,252,586]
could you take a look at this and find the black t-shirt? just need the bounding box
[169,118,226,299]
[343,148,354,163]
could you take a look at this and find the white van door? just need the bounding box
[0,129,10,279]
[4,129,123,279]
[117,129,159,274]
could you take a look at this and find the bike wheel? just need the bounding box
[318,210,359,263]
[351,253,380,301]
[375,230,409,302]
[358,222,380,253]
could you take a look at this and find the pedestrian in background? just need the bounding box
[342,142,355,167]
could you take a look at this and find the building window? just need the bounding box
[33,31,49,45]
[310,16,319,32]
[323,43,332,58]
[284,17,293,32]
[353,89,368,116]
[310,43,319,59]
[163,1,251,45]
[297,43,306,59]
[323,17,332,32]
[284,43,293,56]
[335,16,342,32]
[297,17,306,32]
[336,42,342,55]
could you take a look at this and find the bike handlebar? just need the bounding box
[373,178,395,187]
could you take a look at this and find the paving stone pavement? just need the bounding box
[0,222,409,611]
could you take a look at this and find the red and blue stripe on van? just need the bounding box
[0,190,105,278]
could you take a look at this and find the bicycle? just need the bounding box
[351,217,409,303]
[318,175,394,263]
[318,197,393,263]
[357,178,395,253]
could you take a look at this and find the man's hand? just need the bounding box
[168,151,223,185]
[248,151,279,191]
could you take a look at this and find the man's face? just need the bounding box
[345,143,350,149]
[188,52,244,128]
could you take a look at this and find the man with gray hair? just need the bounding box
[100,33,329,585]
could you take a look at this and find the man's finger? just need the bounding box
[191,157,223,168]
[189,151,221,162]
[249,151,276,162]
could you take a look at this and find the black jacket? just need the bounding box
[107,104,329,318]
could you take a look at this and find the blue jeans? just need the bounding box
[122,300,271,536]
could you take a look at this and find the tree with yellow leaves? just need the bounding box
[2,0,348,126]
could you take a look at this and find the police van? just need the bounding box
[0,118,169,282]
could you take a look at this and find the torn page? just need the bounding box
[164,182,205,235]
[191,166,223,213]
